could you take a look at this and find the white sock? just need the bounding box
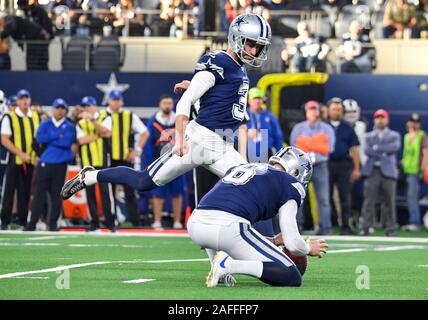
[84,170,99,186]
[205,249,216,267]
[229,259,263,278]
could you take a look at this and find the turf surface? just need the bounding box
[0,232,427,300]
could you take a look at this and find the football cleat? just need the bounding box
[61,166,95,200]
[219,274,237,287]
[206,251,231,288]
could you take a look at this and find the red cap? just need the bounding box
[374,109,389,119]
[304,100,320,111]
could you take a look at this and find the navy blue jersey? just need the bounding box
[194,50,249,135]
[197,163,306,224]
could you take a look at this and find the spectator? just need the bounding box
[383,0,418,39]
[18,0,53,68]
[319,0,352,38]
[170,0,200,38]
[290,100,335,235]
[361,109,401,237]
[112,0,151,36]
[25,99,76,231]
[0,89,40,230]
[336,20,375,73]
[415,0,428,38]
[283,21,330,73]
[401,113,428,232]
[49,0,80,35]
[18,0,54,39]
[153,0,176,36]
[327,97,360,235]
[247,0,270,15]
[102,90,149,226]
[76,96,116,232]
[144,94,184,229]
[75,14,91,37]
[0,13,11,70]
[0,15,49,70]
[246,87,283,162]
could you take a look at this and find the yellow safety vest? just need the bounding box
[7,111,40,165]
[78,112,108,168]
[108,109,132,161]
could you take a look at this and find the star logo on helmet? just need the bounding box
[303,162,312,172]
[235,16,248,30]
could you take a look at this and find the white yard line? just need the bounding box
[327,248,369,254]
[0,261,111,279]
[14,276,50,280]
[0,258,210,280]
[0,230,189,238]
[318,235,428,243]
[26,236,78,241]
[1,230,428,243]
[122,279,155,284]
[0,242,152,249]
[374,245,428,251]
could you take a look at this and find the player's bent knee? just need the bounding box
[136,169,158,191]
[260,262,302,287]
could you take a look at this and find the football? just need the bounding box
[283,247,308,276]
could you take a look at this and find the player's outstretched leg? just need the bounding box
[206,251,302,288]
[61,166,157,200]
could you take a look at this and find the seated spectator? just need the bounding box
[170,0,200,38]
[0,13,11,70]
[319,0,352,38]
[49,0,80,35]
[415,0,428,38]
[337,20,375,73]
[113,0,151,36]
[75,14,91,36]
[383,0,418,39]
[152,0,176,36]
[269,0,287,11]
[247,0,270,15]
[283,21,330,72]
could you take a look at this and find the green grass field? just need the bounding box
[0,231,427,300]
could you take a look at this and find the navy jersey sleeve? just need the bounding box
[194,51,225,84]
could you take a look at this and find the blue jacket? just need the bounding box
[246,110,283,160]
[361,128,401,179]
[36,117,76,164]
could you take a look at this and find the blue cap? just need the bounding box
[52,98,68,109]
[81,96,97,106]
[108,90,123,100]
[6,96,17,107]
[16,89,31,99]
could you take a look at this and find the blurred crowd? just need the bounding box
[0,0,428,71]
[0,87,427,235]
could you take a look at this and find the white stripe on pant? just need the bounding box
[187,209,294,267]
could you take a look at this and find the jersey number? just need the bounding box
[222,164,268,186]
[232,80,249,121]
